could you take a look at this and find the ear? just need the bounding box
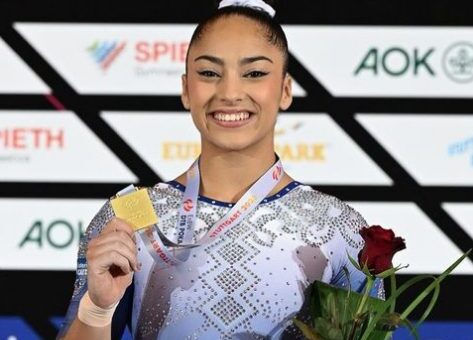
[279,74,293,111]
[181,74,190,110]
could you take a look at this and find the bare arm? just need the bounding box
[63,318,112,340]
[61,218,138,339]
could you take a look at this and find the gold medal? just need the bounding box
[111,188,158,231]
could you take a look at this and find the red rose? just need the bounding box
[358,225,406,275]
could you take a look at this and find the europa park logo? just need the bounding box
[442,42,473,83]
[87,40,127,71]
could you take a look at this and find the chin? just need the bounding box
[208,137,255,153]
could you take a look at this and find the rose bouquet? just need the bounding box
[294,225,471,340]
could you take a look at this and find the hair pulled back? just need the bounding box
[187,0,289,74]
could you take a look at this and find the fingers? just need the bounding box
[92,230,137,258]
[103,217,135,238]
[87,217,140,273]
[92,240,139,272]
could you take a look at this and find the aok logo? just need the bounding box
[354,47,435,77]
[443,42,473,83]
[19,219,86,249]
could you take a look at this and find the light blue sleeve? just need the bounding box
[323,201,385,300]
[56,201,115,339]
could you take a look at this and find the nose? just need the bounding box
[217,72,243,103]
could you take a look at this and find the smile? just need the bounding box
[213,112,251,122]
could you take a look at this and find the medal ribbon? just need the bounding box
[140,157,284,268]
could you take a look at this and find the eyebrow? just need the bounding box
[194,55,273,65]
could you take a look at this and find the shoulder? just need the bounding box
[289,184,367,227]
[286,184,367,248]
[150,181,182,200]
[84,182,179,237]
[83,199,114,240]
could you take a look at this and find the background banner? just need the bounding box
[0,0,472,339]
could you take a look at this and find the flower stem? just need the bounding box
[356,276,374,316]
[389,273,396,313]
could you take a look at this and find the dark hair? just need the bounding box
[187,0,289,74]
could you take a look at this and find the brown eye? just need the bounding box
[244,71,268,78]
[198,70,220,78]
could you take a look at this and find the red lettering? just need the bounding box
[46,129,64,149]
[135,41,150,62]
[0,129,9,147]
[153,42,169,62]
[135,41,189,63]
[179,43,189,62]
[30,128,43,148]
[12,128,26,149]
[0,127,65,150]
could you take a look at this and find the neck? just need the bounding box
[175,143,292,203]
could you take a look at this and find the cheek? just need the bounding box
[187,78,214,107]
[250,79,283,112]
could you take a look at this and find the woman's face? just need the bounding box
[182,15,292,154]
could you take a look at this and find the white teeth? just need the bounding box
[213,112,250,122]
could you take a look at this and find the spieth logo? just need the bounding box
[0,127,64,163]
[442,42,473,83]
[87,40,127,71]
[0,127,64,150]
[448,136,473,166]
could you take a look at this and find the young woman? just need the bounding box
[59,1,383,339]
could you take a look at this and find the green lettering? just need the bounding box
[414,48,435,75]
[19,220,43,248]
[354,48,378,75]
[382,47,409,76]
[47,220,73,249]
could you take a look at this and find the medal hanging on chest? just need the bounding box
[111,157,284,269]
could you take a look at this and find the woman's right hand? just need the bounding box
[86,217,139,308]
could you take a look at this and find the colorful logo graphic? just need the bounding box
[448,136,473,166]
[272,166,282,181]
[443,42,473,83]
[183,198,194,212]
[87,40,126,71]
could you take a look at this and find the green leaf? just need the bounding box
[375,312,402,331]
[359,274,433,340]
[341,266,352,329]
[293,318,323,340]
[326,292,340,327]
[347,252,361,271]
[389,273,397,314]
[310,280,388,339]
[314,317,344,340]
[360,249,472,340]
[375,264,408,279]
[412,278,440,330]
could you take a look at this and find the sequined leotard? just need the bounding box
[58,181,383,339]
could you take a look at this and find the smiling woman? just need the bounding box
[58,1,384,340]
